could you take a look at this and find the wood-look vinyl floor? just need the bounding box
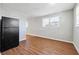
[1,35,79,55]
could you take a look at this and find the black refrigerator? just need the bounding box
[0,16,19,52]
[0,19,1,51]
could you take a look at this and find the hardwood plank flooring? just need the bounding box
[1,35,79,55]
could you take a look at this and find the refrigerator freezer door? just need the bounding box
[2,16,19,27]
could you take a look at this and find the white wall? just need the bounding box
[0,5,28,41]
[27,10,73,42]
[73,4,79,53]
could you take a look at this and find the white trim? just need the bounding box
[27,33,72,43]
[19,35,26,42]
[19,38,25,42]
[73,41,79,54]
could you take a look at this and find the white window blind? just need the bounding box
[50,16,60,26]
[76,6,79,27]
[42,18,49,27]
[42,16,60,27]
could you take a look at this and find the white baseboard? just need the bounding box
[19,35,26,42]
[27,33,72,43]
[73,42,79,54]
[19,38,25,42]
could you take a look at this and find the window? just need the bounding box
[42,16,60,27]
[42,18,49,27]
[76,6,79,27]
[50,16,60,26]
[76,16,79,26]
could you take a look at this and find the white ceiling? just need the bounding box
[0,3,75,17]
